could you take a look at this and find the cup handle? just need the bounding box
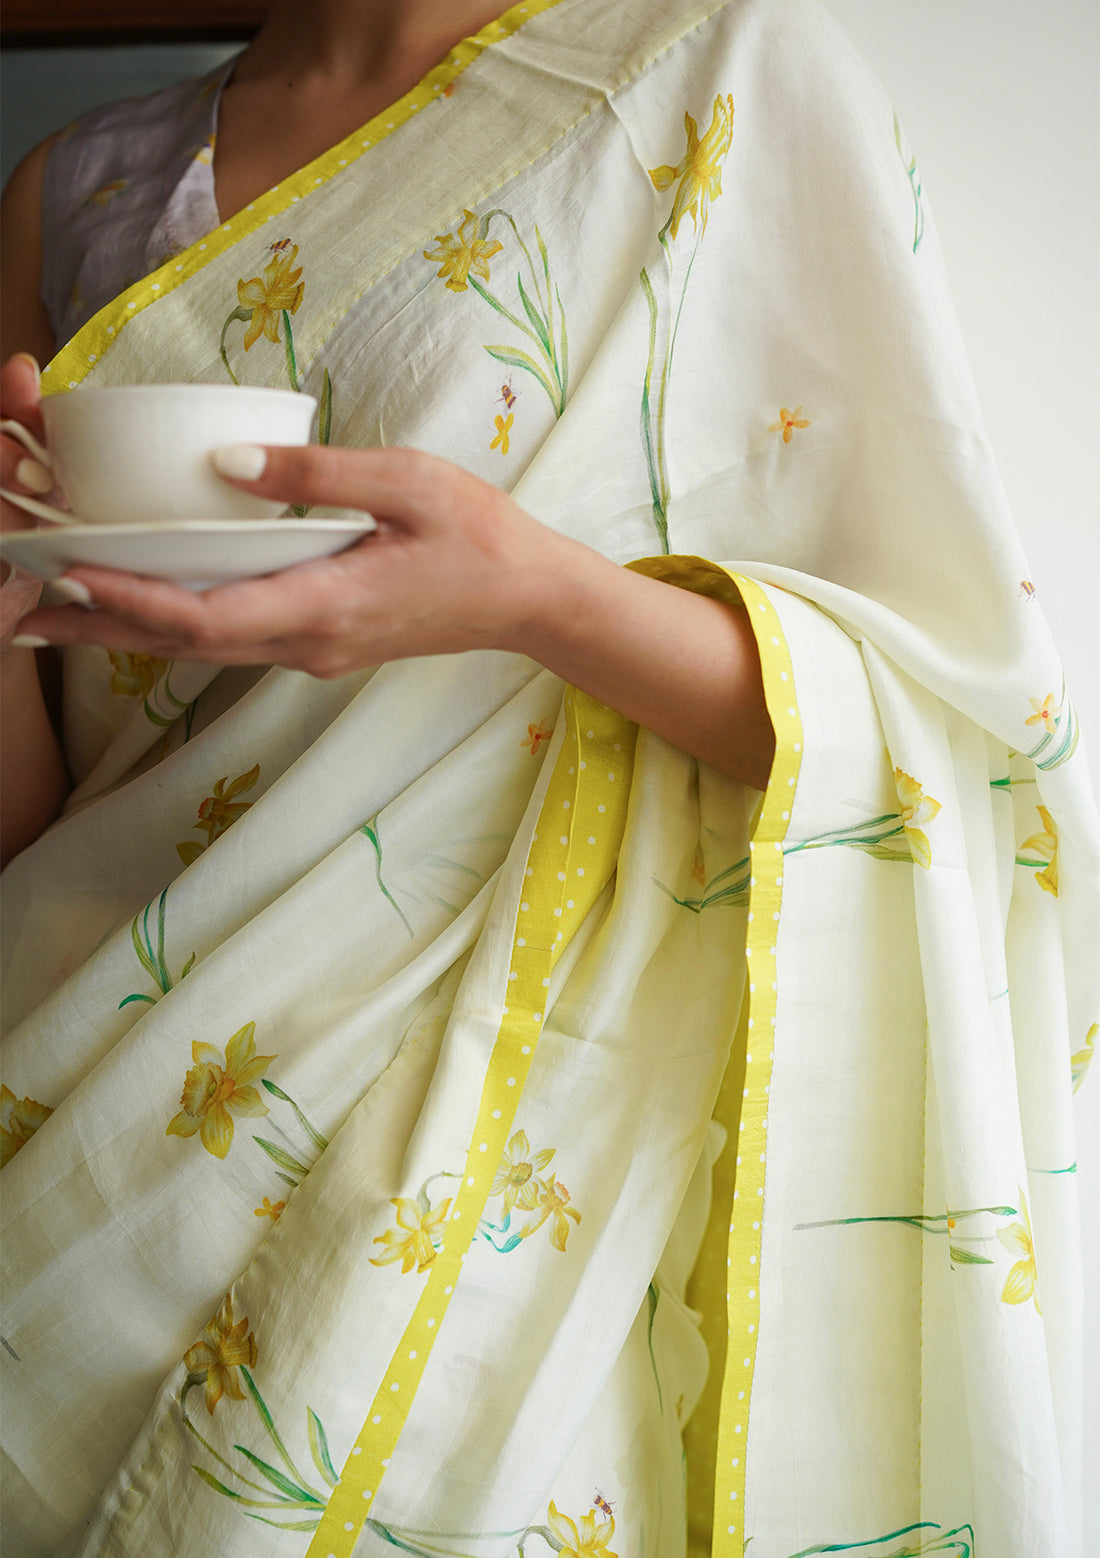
[0,417,53,472]
[0,486,77,527]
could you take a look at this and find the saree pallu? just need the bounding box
[2,1,1096,1554]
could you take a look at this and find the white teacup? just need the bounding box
[1,383,316,525]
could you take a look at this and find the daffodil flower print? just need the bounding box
[425,206,571,450]
[640,95,735,550]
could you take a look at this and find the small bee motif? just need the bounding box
[593,1491,614,1518]
[498,378,517,412]
[1019,580,1037,602]
[270,237,295,254]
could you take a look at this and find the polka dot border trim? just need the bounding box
[307,686,635,1557]
[711,571,803,1553]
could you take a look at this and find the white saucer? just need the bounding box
[0,516,376,591]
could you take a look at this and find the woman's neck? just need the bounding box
[236,0,512,87]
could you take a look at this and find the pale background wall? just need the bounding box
[2,3,1097,1545]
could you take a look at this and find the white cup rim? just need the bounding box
[43,383,316,407]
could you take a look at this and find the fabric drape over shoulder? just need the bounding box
[2,1,1096,1555]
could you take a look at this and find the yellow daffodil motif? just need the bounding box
[178,764,260,866]
[0,1084,53,1167]
[1071,1024,1096,1093]
[997,1188,1040,1313]
[490,411,513,454]
[370,1195,452,1274]
[522,719,554,756]
[1020,805,1059,897]
[648,94,734,241]
[165,1021,275,1159]
[254,1197,285,1221]
[424,209,503,293]
[490,1130,556,1218]
[107,651,169,699]
[547,1500,618,1558]
[183,1291,259,1415]
[521,1175,582,1251]
[894,768,942,870]
[770,406,811,444]
[237,241,305,350]
[1026,692,1061,737]
[83,178,128,208]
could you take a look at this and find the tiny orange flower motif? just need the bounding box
[691,848,706,886]
[424,209,503,293]
[1020,805,1059,897]
[547,1500,618,1558]
[648,94,734,242]
[522,719,554,755]
[997,1188,1040,1314]
[491,1130,555,1218]
[183,1291,258,1414]
[521,1176,581,1252]
[1025,692,1061,736]
[894,767,942,870]
[254,1196,286,1221]
[0,1084,53,1168]
[165,1021,275,1159]
[769,406,811,444]
[107,651,170,698]
[370,1196,452,1274]
[237,241,305,351]
[490,412,514,454]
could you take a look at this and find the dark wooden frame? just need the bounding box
[1,0,264,48]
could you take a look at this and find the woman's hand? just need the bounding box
[15,441,775,787]
[1,352,52,647]
[15,444,546,674]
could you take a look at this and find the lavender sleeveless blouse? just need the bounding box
[40,61,237,348]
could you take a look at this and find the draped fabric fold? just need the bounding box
[2,1,1095,1554]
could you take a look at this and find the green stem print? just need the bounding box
[182,1368,334,1533]
[218,238,335,516]
[143,659,197,734]
[795,1204,1017,1269]
[360,813,415,939]
[655,800,926,914]
[893,113,925,253]
[252,1079,329,1190]
[785,1521,975,1558]
[639,94,735,551]
[119,887,196,1008]
[423,207,570,421]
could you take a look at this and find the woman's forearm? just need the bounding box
[513,532,774,789]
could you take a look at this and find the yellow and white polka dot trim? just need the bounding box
[712,570,802,1552]
[42,0,568,396]
[307,685,635,1558]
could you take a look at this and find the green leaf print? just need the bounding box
[119,888,195,1008]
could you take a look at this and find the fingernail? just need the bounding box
[13,353,41,388]
[15,457,53,493]
[211,444,267,481]
[53,576,93,605]
[11,634,50,648]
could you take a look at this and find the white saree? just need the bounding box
[2,2,1096,1555]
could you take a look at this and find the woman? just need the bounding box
[1,1,1095,1554]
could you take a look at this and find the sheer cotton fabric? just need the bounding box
[3,1,1097,1555]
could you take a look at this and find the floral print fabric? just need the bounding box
[3,1,1096,1556]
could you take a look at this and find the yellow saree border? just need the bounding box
[42,0,568,396]
[623,554,803,1548]
[308,686,636,1556]
[713,571,802,1552]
